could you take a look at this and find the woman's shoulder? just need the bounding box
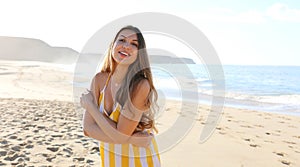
[94,72,109,83]
[91,72,110,90]
[137,78,150,89]
[134,78,151,97]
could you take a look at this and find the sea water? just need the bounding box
[72,63,300,116]
[151,64,300,116]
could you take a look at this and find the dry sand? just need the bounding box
[158,102,300,167]
[0,98,99,166]
[1,60,300,166]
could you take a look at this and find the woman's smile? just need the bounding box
[118,51,130,58]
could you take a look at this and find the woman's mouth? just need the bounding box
[119,51,129,58]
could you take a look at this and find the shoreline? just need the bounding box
[162,96,300,117]
[2,59,298,117]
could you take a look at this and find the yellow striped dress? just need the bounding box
[98,79,161,167]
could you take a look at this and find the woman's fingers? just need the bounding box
[79,90,95,110]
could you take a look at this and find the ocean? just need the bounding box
[152,64,300,116]
[72,64,300,116]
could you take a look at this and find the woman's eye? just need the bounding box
[132,43,138,47]
[119,39,125,42]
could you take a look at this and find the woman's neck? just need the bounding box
[112,64,128,85]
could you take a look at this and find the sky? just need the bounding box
[1,0,300,66]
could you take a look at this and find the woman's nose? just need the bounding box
[122,42,130,49]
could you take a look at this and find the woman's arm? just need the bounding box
[83,110,152,147]
[83,73,102,137]
[82,74,152,147]
[82,91,152,145]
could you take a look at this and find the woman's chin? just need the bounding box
[115,57,136,65]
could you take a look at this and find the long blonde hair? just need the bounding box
[101,25,158,132]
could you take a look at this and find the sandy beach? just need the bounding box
[0,98,99,166]
[1,60,300,166]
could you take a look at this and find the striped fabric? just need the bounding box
[97,79,161,167]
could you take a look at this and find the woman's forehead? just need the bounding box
[118,29,138,40]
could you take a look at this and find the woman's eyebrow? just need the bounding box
[120,35,138,41]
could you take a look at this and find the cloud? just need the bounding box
[181,3,300,25]
[181,8,265,24]
[266,3,300,22]
[234,10,266,24]
[211,8,265,23]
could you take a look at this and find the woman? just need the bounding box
[80,25,161,166]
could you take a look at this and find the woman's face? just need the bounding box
[112,29,139,65]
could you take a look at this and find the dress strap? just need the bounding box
[98,73,112,115]
[104,73,112,89]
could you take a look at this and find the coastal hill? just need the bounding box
[149,55,195,64]
[0,37,195,64]
[0,36,78,64]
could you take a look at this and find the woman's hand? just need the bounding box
[130,131,154,148]
[80,90,96,111]
[81,89,153,147]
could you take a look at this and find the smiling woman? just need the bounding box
[80,25,161,167]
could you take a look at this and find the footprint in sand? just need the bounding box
[11,146,21,152]
[8,135,18,140]
[0,150,7,157]
[283,140,296,145]
[254,124,264,128]
[293,136,300,139]
[47,147,59,152]
[73,157,85,162]
[244,138,251,142]
[243,138,260,148]
[86,159,95,164]
[215,127,226,135]
[4,152,26,161]
[25,144,34,149]
[280,160,291,166]
[0,139,8,145]
[274,151,285,157]
[61,147,73,157]
[264,140,274,143]
[249,144,260,148]
[240,125,252,128]
[91,146,99,154]
[46,155,57,162]
[288,125,297,128]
